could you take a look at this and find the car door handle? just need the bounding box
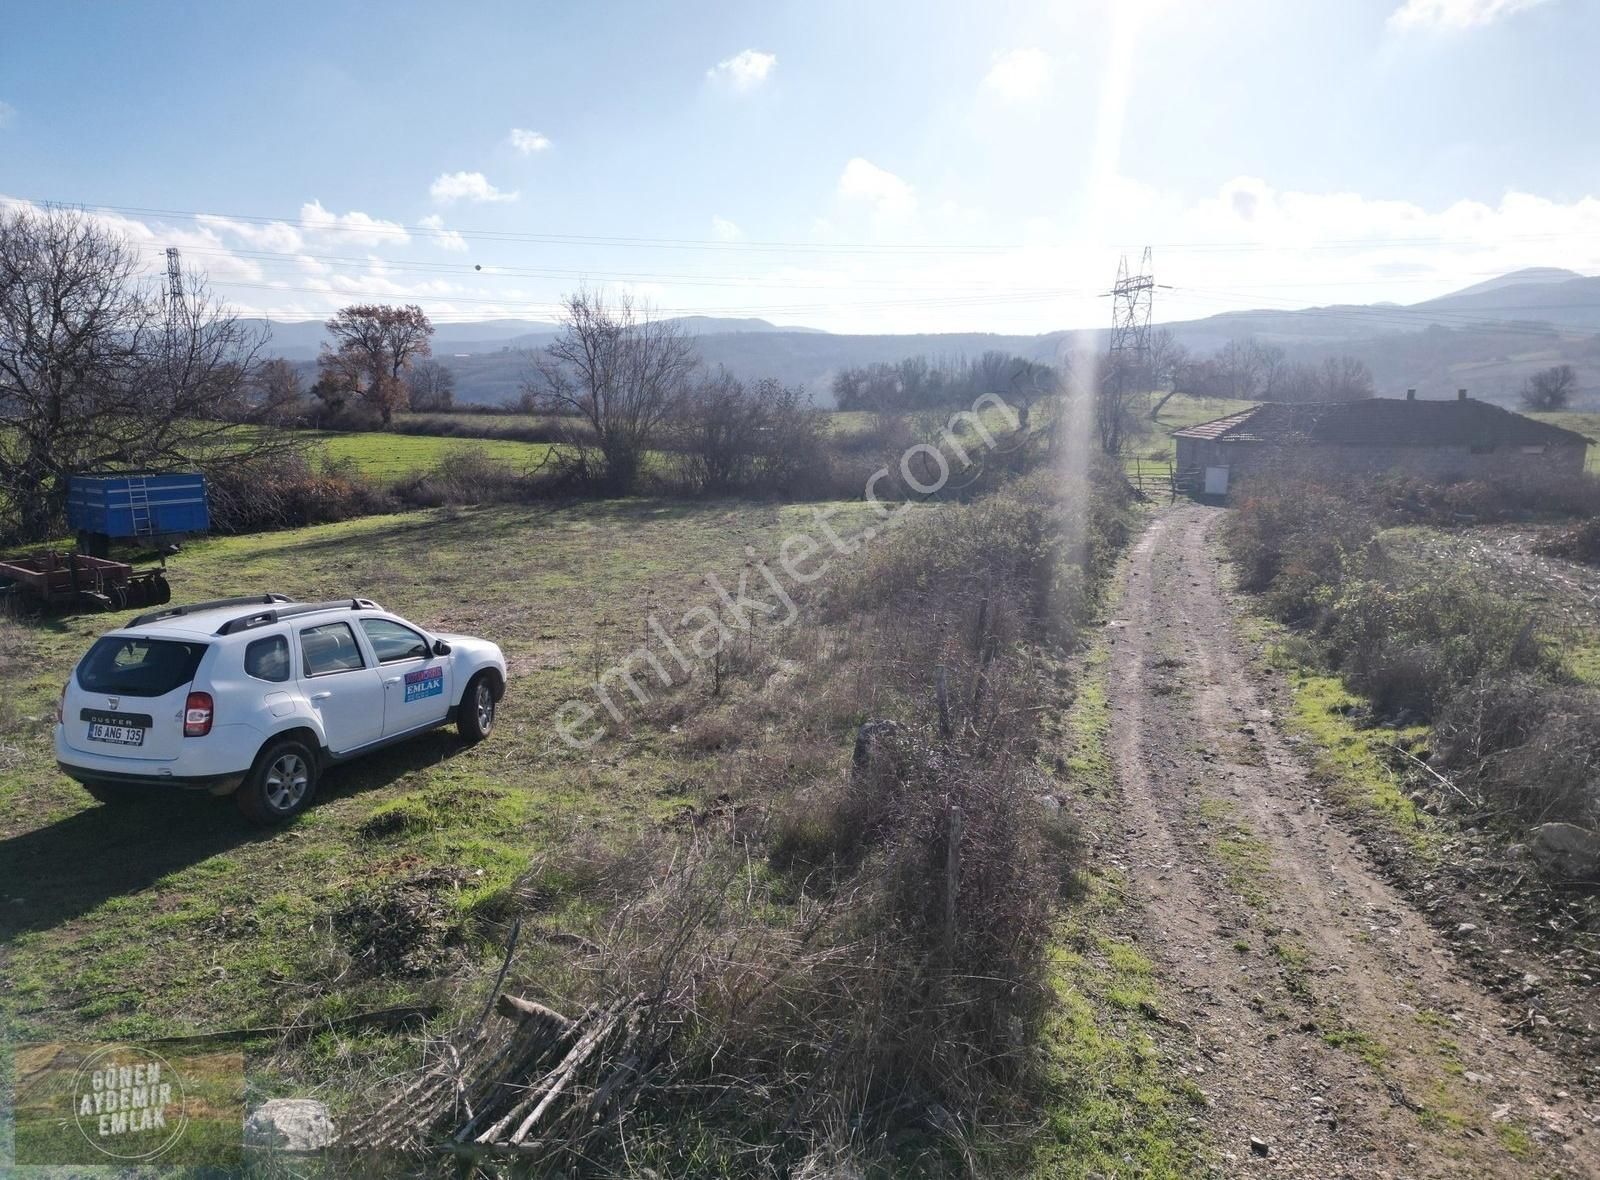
[309,691,333,702]
[384,676,402,685]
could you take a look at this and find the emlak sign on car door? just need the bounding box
[403,665,444,703]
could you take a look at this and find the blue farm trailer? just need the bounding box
[67,473,210,555]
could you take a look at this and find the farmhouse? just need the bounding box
[1173,392,1591,496]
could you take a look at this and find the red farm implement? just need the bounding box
[0,551,171,614]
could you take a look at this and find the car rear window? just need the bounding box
[245,635,291,682]
[77,636,208,697]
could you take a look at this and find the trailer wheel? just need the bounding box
[150,575,171,606]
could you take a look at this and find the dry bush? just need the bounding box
[1224,477,1377,621]
[205,451,395,533]
[1434,674,1600,828]
[1322,576,1554,722]
[1375,470,1600,524]
[389,413,598,448]
[1536,517,1600,565]
[832,465,1132,643]
[391,447,554,508]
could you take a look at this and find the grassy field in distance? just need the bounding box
[1530,410,1600,472]
[300,430,556,480]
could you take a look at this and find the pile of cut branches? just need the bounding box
[345,989,673,1155]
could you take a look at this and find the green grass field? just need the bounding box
[0,499,882,1054]
[1530,411,1600,472]
[298,430,557,480]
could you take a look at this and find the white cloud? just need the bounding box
[836,157,916,221]
[1389,0,1552,30]
[711,216,743,241]
[509,128,551,155]
[418,213,468,252]
[981,48,1051,103]
[706,49,777,92]
[429,171,519,204]
[298,200,410,246]
[0,101,14,128]
[196,213,304,253]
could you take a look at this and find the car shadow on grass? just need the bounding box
[314,729,468,806]
[0,732,472,941]
[0,791,273,940]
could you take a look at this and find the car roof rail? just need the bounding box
[214,597,384,636]
[130,593,293,629]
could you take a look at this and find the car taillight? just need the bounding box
[184,692,214,737]
[56,684,66,725]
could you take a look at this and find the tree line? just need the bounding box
[831,352,1056,413]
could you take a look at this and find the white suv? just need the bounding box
[55,594,508,823]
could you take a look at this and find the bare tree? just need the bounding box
[1218,339,1261,400]
[248,357,308,424]
[319,303,434,425]
[1317,355,1375,402]
[1094,352,1142,456]
[0,205,277,542]
[1520,364,1577,411]
[1146,328,1191,419]
[528,289,698,492]
[676,369,825,493]
[409,358,456,412]
[1256,343,1288,399]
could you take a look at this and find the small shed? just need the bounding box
[1172,393,1591,497]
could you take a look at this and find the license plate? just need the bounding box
[88,721,145,746]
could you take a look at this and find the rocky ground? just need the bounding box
[1099,503,1599,1177]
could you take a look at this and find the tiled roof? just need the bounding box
[1172,398,1592,449]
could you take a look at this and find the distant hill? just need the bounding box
[1442,267,1584,300]
[251,269,1600,409]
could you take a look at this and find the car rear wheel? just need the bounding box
[458,672,497,743]
[236,738,318,824]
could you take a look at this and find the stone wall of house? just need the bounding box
[1175,437,1588,486]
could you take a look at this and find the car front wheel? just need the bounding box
[458,672,497,743]
[236,738,318,824]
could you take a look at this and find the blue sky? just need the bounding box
[3,0,1597,332]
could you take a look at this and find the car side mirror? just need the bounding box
[433,639,452,656]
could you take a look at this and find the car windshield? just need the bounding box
[77,636,208,697]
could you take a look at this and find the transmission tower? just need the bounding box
[1107,246,1154,399]
[164,246,184,359]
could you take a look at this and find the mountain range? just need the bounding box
[250,267,1600,409]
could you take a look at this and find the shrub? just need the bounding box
[390,446,553,508]
[1535,517,1600,565]
[1435,674,1600,827]
[1322,577,1554,721]
[672,372,830,496]
[1224,478,1376,621]
[1374,470,1600,524]
[205,451,394,533]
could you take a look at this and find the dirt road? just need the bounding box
[1105,504,1599,1177]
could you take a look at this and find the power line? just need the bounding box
[35,195,1600,258]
